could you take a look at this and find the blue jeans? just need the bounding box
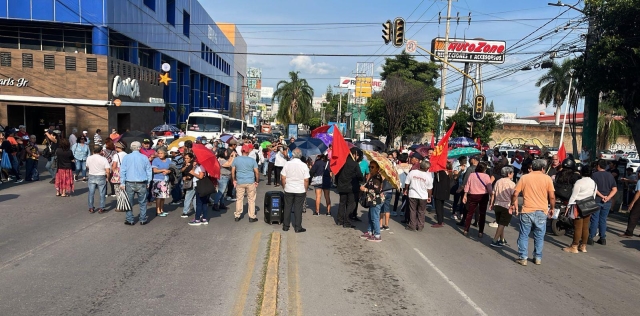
[183,189,196,215]
[88,175,107,209]
[213,175,230,204]
[367,203,382,236]
[25,159,38,181]
[517,211,547,260]
[171,178,182,201]
[195,193,210,220]
[589,201,612,239]
[125,182,148,223]
[75,160,87,178]
[380,192,393,213]
[46,157,56,179]
[9,155,20,179]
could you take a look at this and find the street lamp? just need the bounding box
[333,85,343,125]
[548,1,584,13]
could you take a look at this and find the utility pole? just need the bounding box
[437,0,453,141]
[459,63,470,112]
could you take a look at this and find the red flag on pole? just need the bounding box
[430,134,435,148]
[476,137,482,149]
[311,125,331,137]
[330,125,350,175]
[557,143,567,162]
[429,123,456,172]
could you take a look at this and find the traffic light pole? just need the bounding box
[582,14,598,162]
[436,0,454,142]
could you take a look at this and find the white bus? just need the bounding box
[246,124,256,137]
[186,110,225,140]
[224,117,245,139]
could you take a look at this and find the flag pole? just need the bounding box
[558,74,573,148]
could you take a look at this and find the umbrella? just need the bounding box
[260,141,272,149]
[360,141,385,152]
[362,150,401,189]
[119,131,152,153]
[409,144,421,151]
[191,144,221,179]
[449,137,476,147]
[413,145,431,157]
[367,139,387,152]
[151,124,180,133]
[447,147,481,159]
[116,189,131,211]
[288,137,328,157]
[220,134,236,144]
[168,136,196,150]
[314,132,333,147]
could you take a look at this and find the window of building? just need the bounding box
[0,27,19,49]
[44,55,55,69]
[42,28,64,52]
[22,53,33,68]
[86,58,97,72]
[201,43,205,60]
[166,0,176,26]
[0,52,10,67]
[65,56,76,71]
[183,11,190,37]
[20,27,41,50]
[143,0,155,11]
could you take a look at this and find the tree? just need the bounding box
[307,117,322,131]
[535,58,575,125]
[380,50,440,98]
[597,99,631,150]
[272,71,314,124]
[574,0,640,150]
[487,100,495,112]
[445,104,501,143]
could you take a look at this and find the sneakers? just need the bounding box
[515,258,527,266]
[158,212,168,217]
[170,201,181,205]
[500,238,508,245]
[488,221,499,228]
[188,219,201,226]
[360,232,372,239]
[490,240,503,248]
[15,179,24,183]
[453,214,459,221]
[226,197,237,202]
[181,213,189,218]
[534,258,542,265]
[218,203,227,209]
[586,238,595,245]
[596,238,607,245]
[431,223,444,228]
[367,235,382,242]
[382,226,390,230]
[201,219,209,225]
[212,204,220,212]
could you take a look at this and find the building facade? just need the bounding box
[0,0,246,140]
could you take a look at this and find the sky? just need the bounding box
[203,0,587,117]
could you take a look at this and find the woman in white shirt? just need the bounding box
[273,146,287,187]
[565,166,597,253]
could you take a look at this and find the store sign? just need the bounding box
[339,77,384,91]
[149,97,165,104]
[112,76,140,99]
[0,77,29,87]
[430,38,506,64]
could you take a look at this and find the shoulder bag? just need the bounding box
[475,172,490,193]
[311,162,328,186]
[576,184,599,217]
[195,171,216,197]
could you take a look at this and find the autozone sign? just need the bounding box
[339,77,385,91]
[430,38,506,64]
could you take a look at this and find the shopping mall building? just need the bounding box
[0,0,246,141]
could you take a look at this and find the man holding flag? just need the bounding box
[331,126,363,228]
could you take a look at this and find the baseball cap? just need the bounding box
[411,152,424,160]
[178,141,185,147]
[229,139,238,145]
[169,146,179,153]
[143,138,151,143]
[242,143,253,153]
[82,130,88,134]
[18,125,25,129]
[22,135,29,140]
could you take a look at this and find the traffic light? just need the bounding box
[382,20,392,45]
[466,122,473,137]
[393,18,405,48]
[473,94,486,121]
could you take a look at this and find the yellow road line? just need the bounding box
[231,231,261,316]
[287,235,302,316]
[261,232,281,316]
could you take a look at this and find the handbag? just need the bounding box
[1,151,11,169]
[196,175,216,197]
[576,185,599,217]
[359,191,372,208]
[183,177,194,190]
[311,162,328,186]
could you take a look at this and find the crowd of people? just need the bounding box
[2,124,639,264]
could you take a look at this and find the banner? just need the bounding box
[429,123,456,172]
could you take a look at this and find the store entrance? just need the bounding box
[7,105,65,143]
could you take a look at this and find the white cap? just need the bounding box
[169,147,179,153]
[178,141,185,147]
[205,143,214,150]
[82,130,88,134]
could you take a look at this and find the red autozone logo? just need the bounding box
[433,39,506,54]
[341,79,384,87]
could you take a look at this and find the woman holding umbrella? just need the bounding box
[151,147,172,217]
[359,161,385,242]
[309,154,332,216]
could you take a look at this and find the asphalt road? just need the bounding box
[1,168,639,316]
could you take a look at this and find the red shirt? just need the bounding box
[140,147,155,160]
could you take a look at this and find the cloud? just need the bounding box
[289,55,336,75]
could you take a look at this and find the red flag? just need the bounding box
[430,134,435,148]
[311,125,331,137]
[330,125,350,175]
[557,143,567,162]
[429,123,456,172]
[476,137,482,149]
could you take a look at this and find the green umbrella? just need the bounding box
[447,147,480,159]
[260,141,272,149]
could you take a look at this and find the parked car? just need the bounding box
[626,159,640,172]
[598,150,617,160]
[520,144,542,157]
[627,151,638,159]
[615,150,629,161]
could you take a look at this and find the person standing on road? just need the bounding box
[431,164,451,228]
[310,154,332,216]
[404,160,433,232]
[273,145,287,187]
[394,153,412,218]
[86,145,111,214]
[120,141,153,226]
[93,129,103,148]
[1,128,22,183]
[71,137,90,182]
[151,147,172,218]
[619,167,640,238]
[335,148,364,228]
[44,129,59,183]
[180,153,197,218]
[187,153,211,226]
[281,148,310,232]
[489,166,515,248]
[462,162,493,237]
[111,141,127,212]
[565,166,597,253]
[24,135,40,181]
[231,144,260,222]
[54,138,74,197]
[451,156,468,221]
[588,159,618,246]
[351,150,369,222]
[68,128,78,148]
[212,148,235,211]
[510,159,555,266]
[458,155,480,227]
[360,161,385,242]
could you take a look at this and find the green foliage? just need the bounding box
[402,100,437,137]
[272,71,314,124]
[445,105,501,143]
[487,100,495,112]
[535,59,576,109]
[307,117,322,130]
[380,50,440,101]
[365,97,387,136]
[597,99,632,149]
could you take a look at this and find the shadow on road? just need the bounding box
[0,194,19,202]
[620,239,640,251]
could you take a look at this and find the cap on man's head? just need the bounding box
[229,139,238,145]
[82,130,88,134]
[169,146,179,153]
[411,152,424,160]
[143,138,151,144]
[242,143,254,153]
[18,125,25,129]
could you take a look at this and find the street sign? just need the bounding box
[406,40,417,53]
[473,94,485,121]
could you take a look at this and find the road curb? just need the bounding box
[261,232,281,316]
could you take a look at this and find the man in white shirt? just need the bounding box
[274,145,288,187]
[404,160,433,231]
[86,146,111,214]
[281,148,310,233]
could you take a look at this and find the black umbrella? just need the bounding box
[366,139,387,152]
[117,130,152,153]
[288,137,328,157]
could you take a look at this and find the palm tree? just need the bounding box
[597,100,631,150]
[535,59,574,125]
[272,71,314,124]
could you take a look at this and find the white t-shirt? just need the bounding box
[86,154,111,176]
[281,158,310,194]
[275,151,287,167]
[113,151,127,167]
[405,169,434,199]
